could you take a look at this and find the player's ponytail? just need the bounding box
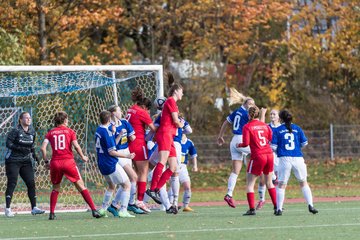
[279,110,293,133]
[167,72,182,97]
[248,105,260,120]
[228,88,251,106]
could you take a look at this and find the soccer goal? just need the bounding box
[0,65,163,213]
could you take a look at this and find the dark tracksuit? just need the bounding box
[5,124,39,209]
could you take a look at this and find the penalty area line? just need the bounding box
[2,222,360,239]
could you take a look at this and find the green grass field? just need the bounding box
[1,201,360,240]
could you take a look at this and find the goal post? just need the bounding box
[0,65,163,213]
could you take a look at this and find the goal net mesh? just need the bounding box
[0,68,160,213]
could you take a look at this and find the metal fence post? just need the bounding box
[330,123,334,160]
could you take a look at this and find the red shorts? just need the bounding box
[155,132,176,157]
[129,139,148,161]
[50,159,81,185]
[247,153,274,176]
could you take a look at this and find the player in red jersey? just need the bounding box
[126,87,156,212]
[40,111,101,220]
[237,106,277,216]
[146,77,184,214]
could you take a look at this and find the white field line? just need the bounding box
[1,223,360,240]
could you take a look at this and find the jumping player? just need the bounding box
[217,89,254,208]
[40,111,102,220]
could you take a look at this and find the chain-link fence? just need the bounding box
[191,125,360,163]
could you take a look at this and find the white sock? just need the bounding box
[102,190,113,209]
[170,176,180,206]
[227,172,238,196]
[276,187,285,211]
[112,186,123,206]
[258,184,266,202]
[159,186,171,210]
[129,182,137,205]
[119,191,130,211]
[168,188,174,204]
[183,189,191,208]
[301,185,313,206]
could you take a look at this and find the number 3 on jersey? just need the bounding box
[53,134,65,150]
[284,133,295,150]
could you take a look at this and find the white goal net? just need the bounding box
[0,65,163,213]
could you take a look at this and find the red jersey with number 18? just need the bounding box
[45,125,77,161]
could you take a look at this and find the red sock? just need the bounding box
[150,163,164,190]
[268,187,277,208]
[137,181,146,201]
[50,190,59,214]
[247,192,255,210]
[157,168,173,190]
[81,189,96,210]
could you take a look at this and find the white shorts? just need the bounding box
[117,148,132,168]
[278,156,307,184]
[230,135,250,161]
[178,163,190,184]
[104,163,129,185]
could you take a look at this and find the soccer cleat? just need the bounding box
[48,213,56,220]
[31,207,45,215]
[224,194,236,208]
[255,200,266,210]
[107,205,119,217]
[166,206,178,215]
[243,209,256,216]
[119,210,135,218]
[183,206,194,212]
[136,201,151,213]
[145,189,162,204]
[92,210,102,218]
[274,209,283,216]
[98,208,108,218]
[128,204,145,214]
[5,208,15,218]
[308,205,319,214]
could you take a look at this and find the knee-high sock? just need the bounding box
[112,186,123,206]
[276,187,285,211]
[268,187,277,208]
[258,184,266,201]
[168,187,174,204]
[183,189,192,208]
[150,163,164,190]
[102,190,113,209]
[50,190,59,213]
[247,192,255,210]
[301,185,314,206]
[159,186,171,210]
[157,169,173,190]
[137,181,146,201]
[170,176,180,206]
[119,190,130,211]
[227,173,238,197]
[129,182,137,205]
[81,189,96,211]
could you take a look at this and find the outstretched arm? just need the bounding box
[72,140,88,162]
[217,120,229,146]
